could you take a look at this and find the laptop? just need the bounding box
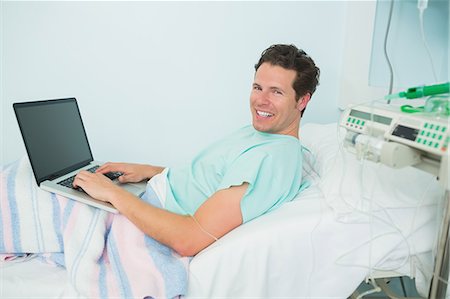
[13,97,147,213]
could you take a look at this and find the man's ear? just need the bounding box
[297,93,311,112]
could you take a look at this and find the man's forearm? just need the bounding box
[109,189,211,256]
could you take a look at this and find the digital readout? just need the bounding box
[392,125,419,141]
[349,110,392,125]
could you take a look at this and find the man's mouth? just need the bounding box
[256,110,274,118]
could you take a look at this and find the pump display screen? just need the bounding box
[349,110,392,125]
[392,125,419,141]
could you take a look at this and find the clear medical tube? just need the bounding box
[190,214,219,241]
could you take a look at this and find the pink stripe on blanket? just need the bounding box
[54,194,70,229]
[109,215,167,298]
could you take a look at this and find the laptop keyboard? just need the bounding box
[57,165,123,192]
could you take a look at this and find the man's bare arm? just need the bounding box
[73,170,247,256]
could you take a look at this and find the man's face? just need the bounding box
[250,63,307,137]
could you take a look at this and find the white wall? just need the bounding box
[337,0,387,109]
[370,0,448,88]
[338,0,449,109]
[1,1,348,167]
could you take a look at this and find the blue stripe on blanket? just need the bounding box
[99,216,113,298]
[51,193,64,251]
[142,187,190,298]
[54,253,65,266]
[62,199,75,231]
[40,252,65,267]
[99,254,109,299]
[7,160,22,252]
[108,233,133,298]
[144,237,189,298]
[30,171,44,252]
[70,208,101,285]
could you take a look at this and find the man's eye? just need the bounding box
[274,90,283,95]
[253,86,262,91]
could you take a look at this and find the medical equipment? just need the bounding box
[341,102,450,298]
[385,82,450,101]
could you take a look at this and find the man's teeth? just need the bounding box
[257,111,273,117]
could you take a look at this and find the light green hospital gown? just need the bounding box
[164,125,309,223]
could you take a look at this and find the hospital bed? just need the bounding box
[0,123,443,298]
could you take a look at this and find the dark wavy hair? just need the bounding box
[254,44,320,116]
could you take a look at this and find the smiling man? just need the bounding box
[251,45,318,137]
[73,44,320,257]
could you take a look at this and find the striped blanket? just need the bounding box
[0,158,190,298]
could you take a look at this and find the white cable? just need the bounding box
[418,0,439,82]
[319,100,441,287]
[331,99,419,273]
[334,126,443,281]
[384,0,395,102]
[190,214,219,241]
[356,278,382,299]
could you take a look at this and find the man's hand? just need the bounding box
[96,162,164,183]
[73,170,124,202]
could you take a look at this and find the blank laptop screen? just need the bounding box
[14,98,93,184]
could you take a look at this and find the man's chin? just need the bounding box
[252,123,270,133]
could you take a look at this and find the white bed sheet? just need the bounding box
[0,123,442,298]
[0,184,437,298]
[187,184,437,297]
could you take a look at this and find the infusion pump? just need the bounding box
[340,103,449,189]
[341,103,449,157]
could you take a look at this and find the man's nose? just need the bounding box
[256,91,270,105]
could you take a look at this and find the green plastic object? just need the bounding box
[401,95,450,116]
[385,82,449,100]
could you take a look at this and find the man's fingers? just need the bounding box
[118,174,132,183]
[96,163,114,173]
[97,163,123,174]
[73,170,96,186]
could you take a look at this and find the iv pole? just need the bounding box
[429,168,450,299]
[418,153,449,299]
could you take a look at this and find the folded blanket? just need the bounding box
[0,158,189,298]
